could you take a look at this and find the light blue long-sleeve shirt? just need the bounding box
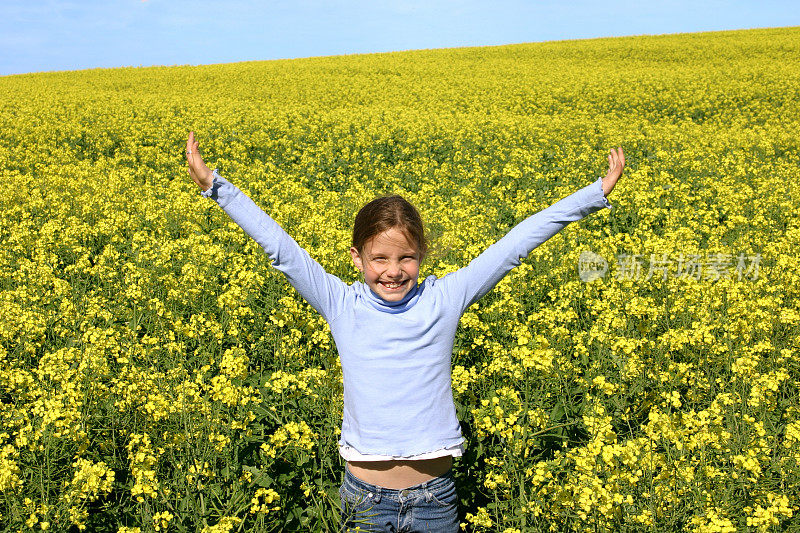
[202,171,611,457]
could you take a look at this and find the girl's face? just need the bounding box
[350,226,422,302]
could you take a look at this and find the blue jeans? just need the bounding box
[339,466,459,532]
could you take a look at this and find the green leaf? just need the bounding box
[550,402,565,423]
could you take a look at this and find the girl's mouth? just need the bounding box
[379,280,407,290]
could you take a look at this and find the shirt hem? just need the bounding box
[338,442,464,461]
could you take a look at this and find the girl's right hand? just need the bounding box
[601,147,625,197]
[186,131,214,191]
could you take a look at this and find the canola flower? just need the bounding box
[0,26,799,531]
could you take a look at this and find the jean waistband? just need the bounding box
[344,465,454,498]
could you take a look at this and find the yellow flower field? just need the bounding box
[0,26,799,531]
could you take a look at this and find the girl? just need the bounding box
[185,131,624,532]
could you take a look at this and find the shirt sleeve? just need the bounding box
[441,177,612,314]
[202,170,348,322]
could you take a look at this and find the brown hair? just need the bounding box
[352,195,427,258]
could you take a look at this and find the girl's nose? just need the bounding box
[386,262,402,278]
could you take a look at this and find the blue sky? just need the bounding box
[1,0,798,76]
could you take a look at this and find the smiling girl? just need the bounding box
[185,131,625,532]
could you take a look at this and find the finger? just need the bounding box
[186,135,192,160]
[192,141,202,166]
[618,147,625,167]
[186,133,195,165]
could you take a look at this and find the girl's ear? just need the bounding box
[350,246,364,272]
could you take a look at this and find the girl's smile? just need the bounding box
[350,227,422,302]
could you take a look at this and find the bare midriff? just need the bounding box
[347,456,453,490]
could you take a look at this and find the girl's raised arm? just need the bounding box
[442,148,624,314]
[185,132,348,322]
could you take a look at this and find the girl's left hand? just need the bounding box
[186,131,214,192]
[602,147,625,197]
